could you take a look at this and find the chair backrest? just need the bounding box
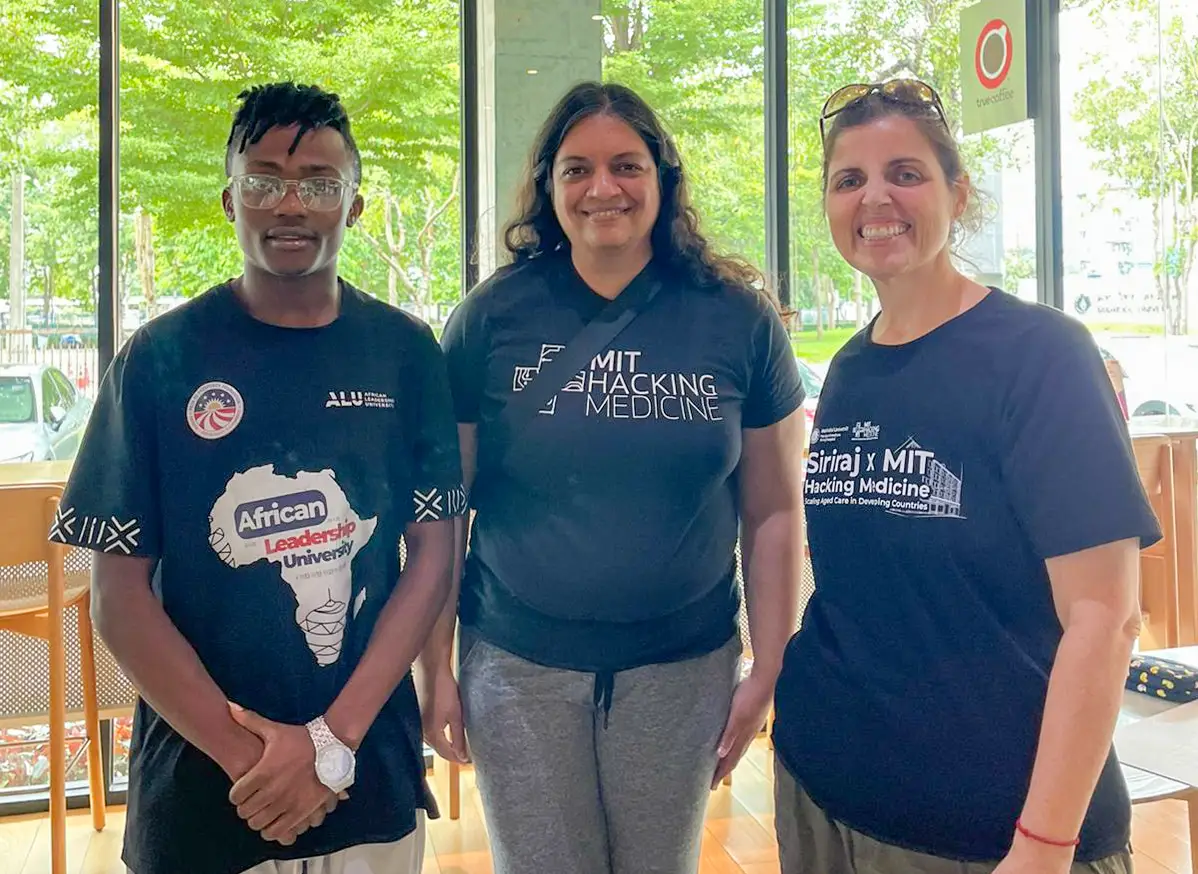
[1131,435,1179,648]
[0,483,67,617]
[0,483,63,568]
[1133,436,1175,541]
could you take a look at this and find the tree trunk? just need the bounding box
[134,208,156,313]
[813,248,823,339]
[1168,274,1184,336]
[1153,199,1170,332]
[1180,128,1195,336]
[43,248,53,321]
[384,191,401,306]
[1183,269,1192,336]
[610,8,630,52]
[631,0,645,49]
[418,189,438,311]
[609,1,646,53]
[9,166,26,337]
[1178,222,1194,336]
[854,270,865,328]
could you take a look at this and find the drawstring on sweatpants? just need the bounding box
[593,670,615,729]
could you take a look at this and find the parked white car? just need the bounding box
[795,357,823,441]
[0,364,94,463]
[1098,340,1198,420]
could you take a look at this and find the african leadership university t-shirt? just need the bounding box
[772,289,1161,863]
[442,254,805,672]
[49,281,465,874]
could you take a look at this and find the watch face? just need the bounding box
[316,744,354,783]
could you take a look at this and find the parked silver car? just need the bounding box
[0,364,94,463]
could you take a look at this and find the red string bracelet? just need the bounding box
[1015,818,1081,848]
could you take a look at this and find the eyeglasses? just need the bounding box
[227,173,355,211]
[819,79,950,143]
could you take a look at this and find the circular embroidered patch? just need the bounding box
[187,381,244,440]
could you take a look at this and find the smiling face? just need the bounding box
[222,124,364,280]
[550,113,661,260]
[823,114,967,283]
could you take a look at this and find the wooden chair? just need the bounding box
[447,757,464,820]
[1123,765,1198,874]
[445,619,466,818]
[0,483,106,874]
[1133,436,1181,649]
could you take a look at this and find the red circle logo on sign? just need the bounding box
[975,18,1013,90]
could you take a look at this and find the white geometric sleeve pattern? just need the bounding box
[412,484,468,522]
[49,506,144,555]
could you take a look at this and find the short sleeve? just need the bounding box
[49,329,162,557]
[743,303,806,429]
[440,292,487,424]
[1000,317,1161,559]
[408,325,467,524]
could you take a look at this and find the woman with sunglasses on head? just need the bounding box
[770,79,1160,874]
[420,81,807,874]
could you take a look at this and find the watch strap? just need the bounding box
[305,715,343,750]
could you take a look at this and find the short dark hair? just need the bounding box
[225,82,361,184]
[503,81,767,298]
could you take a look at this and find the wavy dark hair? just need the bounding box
[503,81,769,299]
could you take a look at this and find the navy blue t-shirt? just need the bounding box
[441,254,805,671]
[772,289,1161,862]
[49,282,465,874]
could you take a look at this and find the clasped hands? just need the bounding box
[226,703,350,846]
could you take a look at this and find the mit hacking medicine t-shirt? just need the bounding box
[49,282,465,874]
[441,254,805,672]
[772,289,1161,863]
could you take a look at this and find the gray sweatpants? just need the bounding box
[459,630,742,874]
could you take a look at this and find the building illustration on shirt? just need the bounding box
[208,464,378,666]
[924,460,963,517]
[887,437,963,518]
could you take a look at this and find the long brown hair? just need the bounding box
[503,81,770,298]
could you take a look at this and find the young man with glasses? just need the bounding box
[50,82,463,874]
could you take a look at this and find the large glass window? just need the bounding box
[786,0,1039,373]
[1062,0,1198,422]
[13,0,1182,819]
[600,0,766,275]
[107,0,463,780]
[471,1,765,287]
[117,0,462,343]
[1,0,464,811]
[0,0,100,802]
[0,1,99,467]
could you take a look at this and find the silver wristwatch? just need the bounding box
[305,715,356,793]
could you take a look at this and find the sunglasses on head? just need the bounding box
[819,79,950,143]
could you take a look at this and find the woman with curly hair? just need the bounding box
[418,81,807,874]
